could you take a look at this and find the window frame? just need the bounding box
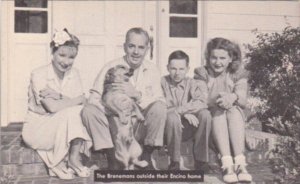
[14,0,49,34]
[169,0,199,38]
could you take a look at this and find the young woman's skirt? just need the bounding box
[22,105,92,168]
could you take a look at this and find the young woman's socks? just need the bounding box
[234,154,252,182]
[221,156,238,183]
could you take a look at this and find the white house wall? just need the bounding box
[204,1,300,48]
[1,1,300,126]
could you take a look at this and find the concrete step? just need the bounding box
[0,163,47,177]
[1,123,278,183]
[1,143,43,165]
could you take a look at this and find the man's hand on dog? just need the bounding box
[111,82,141,100]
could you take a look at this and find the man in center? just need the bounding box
[81,27,166,170]
[161,50,212,171]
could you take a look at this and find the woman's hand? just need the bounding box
[40,86,61,100]
[216,92,238,110]
[41,94,86,113]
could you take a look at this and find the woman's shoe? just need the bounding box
[69,166,91,178]
[234,154,252,183]
[49,167,75,180]
[222,165,238,183]
[236,165,252,183]
[221,156,238,183]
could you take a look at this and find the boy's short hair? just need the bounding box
[125,27,150,45]
[168,50,189,66]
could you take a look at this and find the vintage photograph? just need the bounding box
[1,0,300,183]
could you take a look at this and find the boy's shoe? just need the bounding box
[236,165,252,183]
[222,165,238,183]
[194,161,211,174]
[168,161,180,170]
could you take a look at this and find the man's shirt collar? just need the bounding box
[123,56,148,73]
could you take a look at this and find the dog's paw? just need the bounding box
[134,160,148,168]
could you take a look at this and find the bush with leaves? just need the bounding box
[245,26,300,183]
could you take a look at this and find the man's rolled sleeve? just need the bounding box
[151,68,166,103]
[90,66,108,96]
[139,66,165,109]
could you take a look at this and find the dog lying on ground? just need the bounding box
[102,65,148,170]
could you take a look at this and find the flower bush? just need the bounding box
[245,26,300,183]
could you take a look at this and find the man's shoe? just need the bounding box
[135,157,156,170]
[105,148,120,170]
[139,146,156,170]
[141,160,155,170]
[168,161,180,170]
[194,161,211,174]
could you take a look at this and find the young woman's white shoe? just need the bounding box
[221,156,238,183]
[234,155,252,183]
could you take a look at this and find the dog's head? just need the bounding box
[104,65,134,85]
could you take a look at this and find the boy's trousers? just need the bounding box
[165,109,212,162]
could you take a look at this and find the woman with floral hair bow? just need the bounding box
[22,29,92,180]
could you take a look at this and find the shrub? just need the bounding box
[245,26,300,183]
